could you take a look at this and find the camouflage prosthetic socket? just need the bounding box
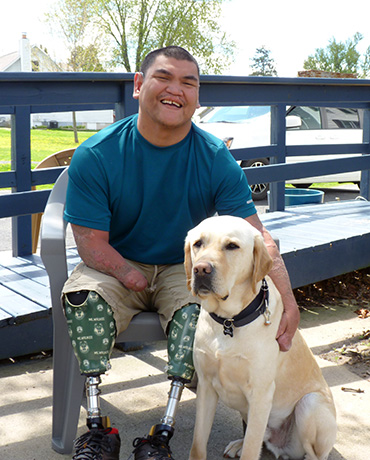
[64,291,117,375]
[167,303,200,382]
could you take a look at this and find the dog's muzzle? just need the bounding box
[193,261,214,295]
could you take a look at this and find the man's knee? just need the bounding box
[64,290,117,375]
[167,303,200,381]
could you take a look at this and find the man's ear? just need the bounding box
[133,72,144,100]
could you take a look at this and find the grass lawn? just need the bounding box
[0,128,97,172]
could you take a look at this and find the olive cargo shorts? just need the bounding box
[62,260,199,335]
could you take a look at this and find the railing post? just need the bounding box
[269,104,286,212]
[360,107,370,200]
[115,80,138,120]
[11,106,32,256]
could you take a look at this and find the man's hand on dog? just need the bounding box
[276,300,300,351]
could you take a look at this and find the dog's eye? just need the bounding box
[193,240,203,248]
[225,242,239,250]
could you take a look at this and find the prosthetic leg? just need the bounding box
[133,303,200,460]
[64,290,121,459]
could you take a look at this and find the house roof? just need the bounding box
[0,51,19,71]
[0,46,62,72]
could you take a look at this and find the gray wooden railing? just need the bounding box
[1,72,370,256]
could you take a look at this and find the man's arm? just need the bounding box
[71,224,148,292]
[245,214,300,352]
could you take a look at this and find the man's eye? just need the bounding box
[225,243,239,250]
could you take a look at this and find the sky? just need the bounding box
[1,0,370,77]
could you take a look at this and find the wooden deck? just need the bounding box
[0,248,80,360]
[260,199,370,288]
[1,199,370,360]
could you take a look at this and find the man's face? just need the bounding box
[133,55,200,134]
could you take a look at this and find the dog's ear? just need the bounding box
[184,239,193,291]
[252,234,273,293]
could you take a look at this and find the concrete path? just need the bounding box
[0,301,369,460]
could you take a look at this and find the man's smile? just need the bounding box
[161,99,182,108]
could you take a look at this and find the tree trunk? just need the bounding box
[72,111,79,143]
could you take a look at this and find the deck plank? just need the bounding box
[0,284,48,323]
[0,265,50,309]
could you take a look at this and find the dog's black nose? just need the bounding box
[193,261,214,295]
[193,261,213,276]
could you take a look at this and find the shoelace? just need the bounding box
[73,430,113,460]
[132,435,173,459]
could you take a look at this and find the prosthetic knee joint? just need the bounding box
[64,290,117,429]
[149,303,200,441]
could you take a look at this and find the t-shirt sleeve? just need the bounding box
[211,145,256,218]
[63,145,112,231]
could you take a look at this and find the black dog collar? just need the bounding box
[209,279,270,337]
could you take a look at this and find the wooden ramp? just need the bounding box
[1,199,370,360]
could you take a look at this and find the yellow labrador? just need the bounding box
[185,216,336,460]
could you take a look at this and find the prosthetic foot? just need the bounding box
[132,303,200,460]
[64,291,121,460]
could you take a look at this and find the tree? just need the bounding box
[45,0,105,142]
[90,0,235,74]
[361,46,370,78]
[303,33,363,74]
[250,46,277,76]
[45,0,106,72]
[68,44,106,72]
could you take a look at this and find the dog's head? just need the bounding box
[184,216,272,310]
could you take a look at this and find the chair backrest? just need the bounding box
[40,168,70,308]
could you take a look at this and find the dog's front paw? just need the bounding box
[223,439,243,458]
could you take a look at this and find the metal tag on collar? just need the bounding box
[223,319,234,337]
[264,308,271,326]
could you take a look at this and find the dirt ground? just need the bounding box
[294,267,370,382]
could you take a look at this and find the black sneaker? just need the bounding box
[132,433,174,460]
[73,427,121,460]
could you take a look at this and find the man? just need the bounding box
[63,46,299,460]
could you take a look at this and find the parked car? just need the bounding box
[195,105,363,200]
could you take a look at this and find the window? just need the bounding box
[286,106,321,130]
[325,108,360,129]
[200,106,270,123]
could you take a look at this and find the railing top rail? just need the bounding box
[2,73,370,110]
[0,72,135,82]
[1,72,370,87]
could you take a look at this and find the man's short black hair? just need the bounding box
[140,46,200,77]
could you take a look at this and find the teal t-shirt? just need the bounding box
[64,114,256,264]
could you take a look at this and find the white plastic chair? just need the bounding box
[40,168,166,454]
